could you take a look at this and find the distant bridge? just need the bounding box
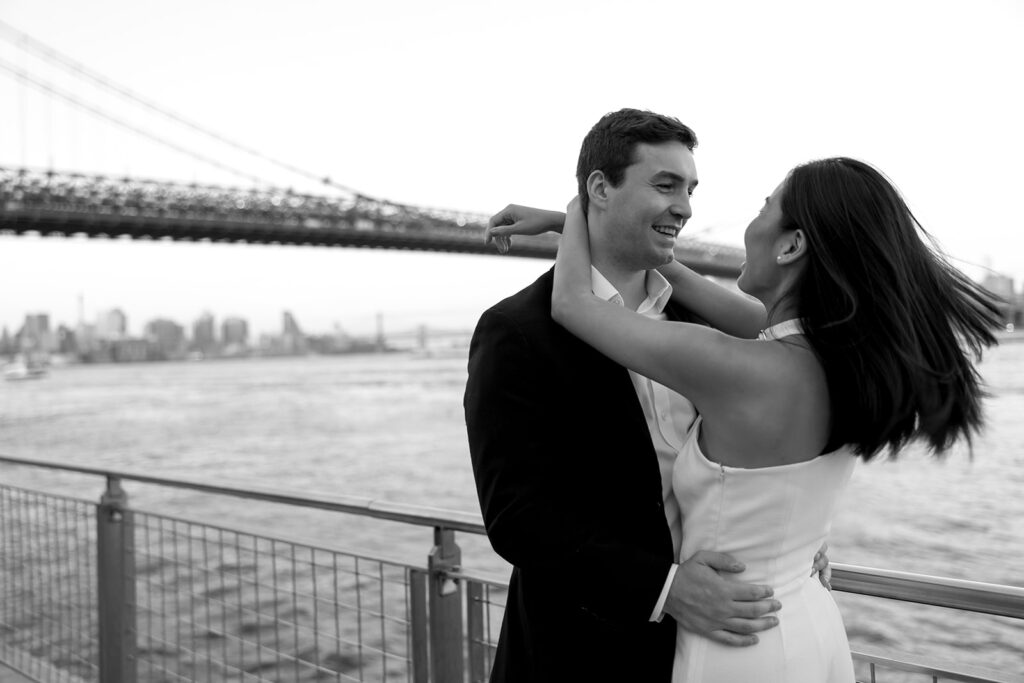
[0,21,743,277]
[0,166,745,278]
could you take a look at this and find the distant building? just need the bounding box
[0,327,13,355]
[56,325,78,355]
[1004,284,1024,329]
[75,322,99,356]
[982,273,1014,300]
[982,273,1021,328]
[145,318,187,360]
[306,325,380,355]
[281,311,307,355]
[221,316,249,347]
[192,312,217,355]
[96,308,128,341]
[111,338,148,363]
[17,313,56,353]
[282,311,303,337]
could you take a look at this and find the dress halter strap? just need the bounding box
[757,318,805,341]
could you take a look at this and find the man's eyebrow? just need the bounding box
[651,171,696,185]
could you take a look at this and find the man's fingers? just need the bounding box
[812,551,828,573]
[726,582,775,602]
[820,564,832,591]
[721,615,779,635]
[729,599,781,619]
[704,629,759,648]
[811,541,831,576]
[694,550,746,574]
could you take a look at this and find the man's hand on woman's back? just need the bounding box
[665,549,782,647]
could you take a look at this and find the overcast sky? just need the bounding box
[1,0,1021,336]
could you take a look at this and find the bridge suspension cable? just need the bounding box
[0,58,277,186]
[0,19,360,195]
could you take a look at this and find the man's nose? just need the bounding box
[669,195,692,222]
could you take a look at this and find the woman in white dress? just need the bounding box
[490,157,1000,682]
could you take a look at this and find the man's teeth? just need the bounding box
[653,226,679,237]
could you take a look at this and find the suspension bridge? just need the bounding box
[0,20,743,277]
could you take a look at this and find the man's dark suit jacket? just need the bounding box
[465,268,696,682]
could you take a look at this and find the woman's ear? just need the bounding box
[586,170,609,210]
[776,228,808,265]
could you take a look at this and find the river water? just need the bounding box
[1,341,1022,676]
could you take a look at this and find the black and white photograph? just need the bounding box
[0,1,1021,681]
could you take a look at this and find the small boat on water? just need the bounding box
[3,354,49,381]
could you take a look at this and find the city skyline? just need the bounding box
[7,264,1021,349]
[3,297,448,365]
[2,300,464,343]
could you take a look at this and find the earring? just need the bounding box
[776,255,784,263]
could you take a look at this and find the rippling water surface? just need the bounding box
[1,342,1022,675]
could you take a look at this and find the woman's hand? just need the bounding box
[564,195,582,218]
[485,204,566,254]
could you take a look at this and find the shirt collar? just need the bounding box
[591,266,672,314]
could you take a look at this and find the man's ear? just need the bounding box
[586,170,610,210]
[776,229,808,266]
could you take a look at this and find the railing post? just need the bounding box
[466,580,486,682]
[428,526,464,682]
[97,476,137,683]
[409,569,430,683]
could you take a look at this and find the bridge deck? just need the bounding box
[1,166,745,277]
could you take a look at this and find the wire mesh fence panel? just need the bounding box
[0,486,99,682]
[464,579,504,683]
[850,650,1024,683]
[131,512,416,682]
[2,479,1020,683]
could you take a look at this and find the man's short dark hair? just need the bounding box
[576,108,698,213]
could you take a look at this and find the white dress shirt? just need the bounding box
[590,267,697,621]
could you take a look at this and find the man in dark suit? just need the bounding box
[464,109,783,682]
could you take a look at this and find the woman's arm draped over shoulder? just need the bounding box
[551,199,757,407]
[488,203,768,339]
[658,260,767,339]
[486,205,566,253]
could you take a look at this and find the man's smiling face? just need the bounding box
[600,141,698,270]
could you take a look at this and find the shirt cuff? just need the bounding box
[649,563,679,622]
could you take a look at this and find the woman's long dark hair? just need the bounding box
[781,157,1002,459]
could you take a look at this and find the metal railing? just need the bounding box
[1,454,1022,683]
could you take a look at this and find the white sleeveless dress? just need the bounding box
[671,322,857,683]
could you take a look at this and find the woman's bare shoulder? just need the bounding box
[700,338,831,466]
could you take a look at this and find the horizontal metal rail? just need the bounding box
[832,564,1024,620]
[2,454,1022,683]
[2,453,1023,621]
[0,453,484,533]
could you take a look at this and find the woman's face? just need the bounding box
[737,180,788,298]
